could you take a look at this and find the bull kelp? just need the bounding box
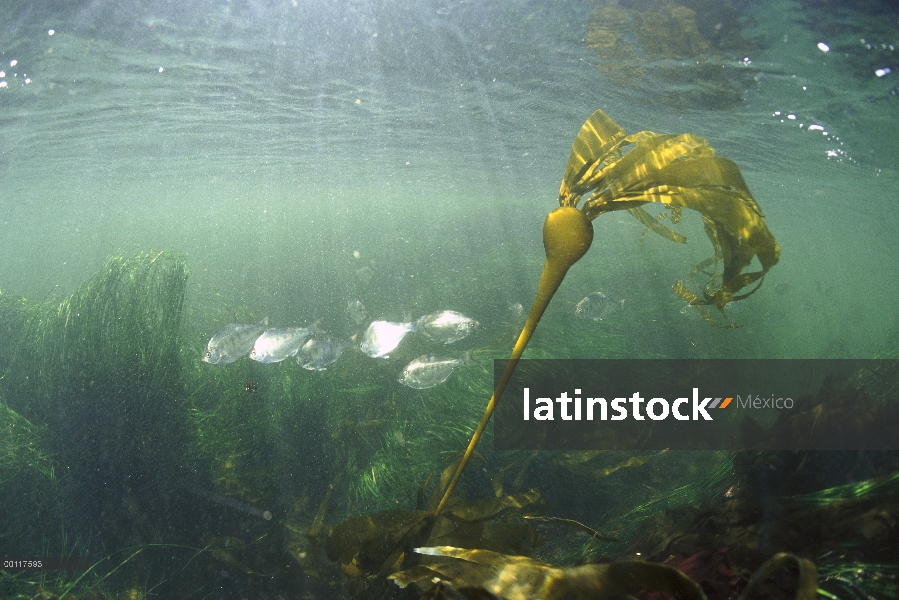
[306,108,786,598]
[436,107,780,517]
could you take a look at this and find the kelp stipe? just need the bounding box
[434,207,593,515]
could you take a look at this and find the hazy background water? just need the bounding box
[1,0,898,359]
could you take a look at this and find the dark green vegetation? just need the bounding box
[0,249,518,597]
[0,251,897,599]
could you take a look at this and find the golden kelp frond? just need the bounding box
[559,109,780,314]
[558,109,627,206]
[391,547,709,600]
[630,206,688,245]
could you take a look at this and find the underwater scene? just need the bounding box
[1,0,898,598]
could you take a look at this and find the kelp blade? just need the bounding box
[558,108,780,313]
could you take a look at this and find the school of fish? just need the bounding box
[202,293,620,389]
[202,305,481,389]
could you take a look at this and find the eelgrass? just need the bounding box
[818,560,899,600]
[1,250,192,556]
[5,250,187,412]
[3,540,211,600]
[342,352,495,514]
[338,311,642,515]
[0,398,54,485]
[10,524,100,599]
[0,288,29,377]
[785,469,899,507]
[0,392,62,562]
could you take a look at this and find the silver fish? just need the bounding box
[297,337,352,371]
[202,318,269,365]
[575,292,621,321]
[415,310,479,344]
[249,320,320,364]
[398,351,471,389]
[346,299,368,325]
[360,320,416,358]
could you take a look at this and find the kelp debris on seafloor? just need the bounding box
[319,455,547,583]
[392,547,708,600]
[388,548,818,600]
[317,475,714,600]
[309,451,831,600]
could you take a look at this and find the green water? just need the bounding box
[2,0,897,358]
[1,0,898,598]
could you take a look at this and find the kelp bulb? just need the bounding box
[543,206,594,271]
